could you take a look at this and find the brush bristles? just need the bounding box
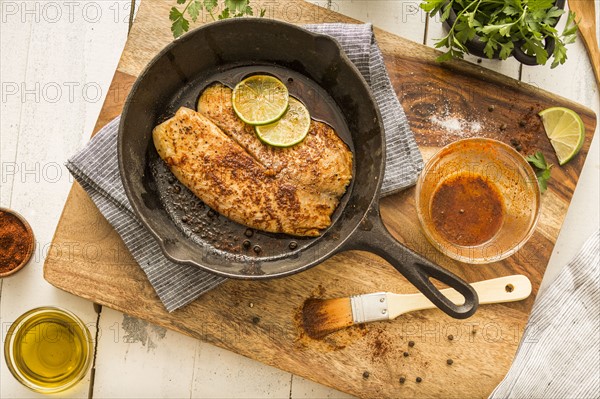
[302,297,354,339]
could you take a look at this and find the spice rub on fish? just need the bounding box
[198,83,353,197]
[153,106,352,237]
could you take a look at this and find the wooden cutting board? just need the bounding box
[44,0,597,397]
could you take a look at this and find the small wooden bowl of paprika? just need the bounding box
[0,208,35,278]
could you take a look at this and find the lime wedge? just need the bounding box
[232,75,289,125]
[255,97,311,147]
[538,107,585,165]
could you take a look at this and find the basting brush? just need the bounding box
[302,275,531,339]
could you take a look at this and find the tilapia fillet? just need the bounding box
[153,91,352,237]
[198,83,353,198]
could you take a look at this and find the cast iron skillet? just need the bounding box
[118,19,478,318]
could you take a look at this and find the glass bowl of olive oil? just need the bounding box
[4,307,93,393]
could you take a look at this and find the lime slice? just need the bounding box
[538,107,585,165]
[255,97,311,147]
[232,75,289,125]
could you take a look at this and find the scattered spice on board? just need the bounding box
[510,138,523,152]
[370,328,391,361]
[447,359,454,365]
[416,377,423,383]
[408,341,415,347]
[403,351,409,357]
[372,337,390,360]
[363,371,370,379]
[448,334,454,341]
[399,376,406,384]
[0,210,33,275]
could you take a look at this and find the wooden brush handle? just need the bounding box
[388,275,532,319]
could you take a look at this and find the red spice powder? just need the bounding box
[0,210,33,274]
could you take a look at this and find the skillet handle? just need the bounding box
[345,210,479,319]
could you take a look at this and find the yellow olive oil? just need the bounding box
[5,307,92,393]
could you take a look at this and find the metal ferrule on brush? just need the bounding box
[350,292,390,324]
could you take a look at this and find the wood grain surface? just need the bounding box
[44,0,597,397]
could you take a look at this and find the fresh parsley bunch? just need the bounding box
[420,0,578,67]
[170,0,265,38]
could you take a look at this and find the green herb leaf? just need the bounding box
[536,167,551,192]
[187,0,202,21]
[204,0,217,11]
[169,6,183,21]
[503,5,520,16]
[498,41,514,59]
[170,6,190,38]
[483,37,498,58]
[551,40,567,68]
[171,15,189,38]
[526,151,548,169]
[480,21,515,36]
[224,0,248,13]
[434,36,450,49]
[441,2,453,21]
[544,6,564,20]
[420,0,447,14]
[526,151,552,192]
[521,38,548,65]
[436,50,456,62]
[561,11,578,44]
[505,0,522,12]
[217,7,230,19]
[177,0,187,4]
[528,0,555,12]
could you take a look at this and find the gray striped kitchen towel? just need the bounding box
[67,23,423,312]
[490,230,599,399]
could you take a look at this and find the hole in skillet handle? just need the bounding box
[407,258,479,319]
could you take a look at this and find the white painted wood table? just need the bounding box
[1,0,598,397]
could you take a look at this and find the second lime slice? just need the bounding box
[255,97,311,147]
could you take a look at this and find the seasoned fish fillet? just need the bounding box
[153,86,352,237]
[153,108,345,236]
[198,83,353,198]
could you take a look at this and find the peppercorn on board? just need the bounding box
[44,0,597,397]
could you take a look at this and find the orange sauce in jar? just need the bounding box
[431,173,504,246]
